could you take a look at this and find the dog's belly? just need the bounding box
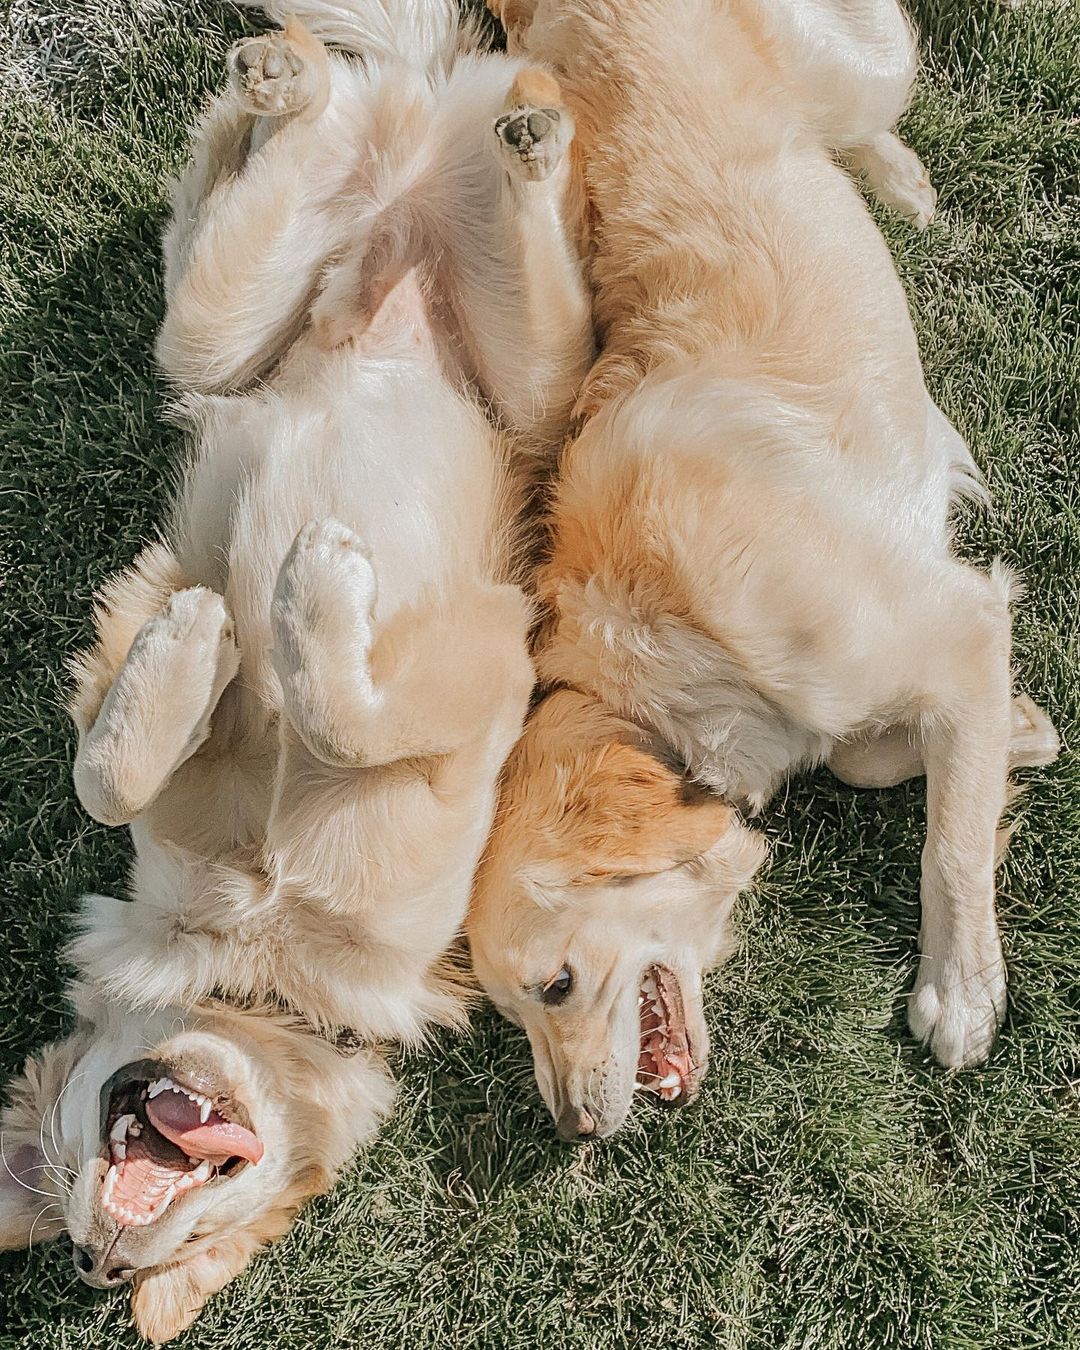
[175,345,506,708]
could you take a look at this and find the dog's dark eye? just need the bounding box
[541,966,573,1006]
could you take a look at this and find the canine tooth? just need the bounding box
[191,1159,211,1183]
[151,1184,177,1221]
[148,1078,173,1099]
[113,1140,126,1161]
[658,1072,681,1090]
[633,1080,644,1090]
[102,1164,118,1204]
[638,994,646,1006]
[668,1085,682,1100]
[199,1098,212,1123]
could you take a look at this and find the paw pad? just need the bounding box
[228,35,311,116]
[494,103,571,182]
[497,107,560,151]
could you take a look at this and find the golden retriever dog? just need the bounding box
[468,0,1060,1142]
[0,1,589,1337]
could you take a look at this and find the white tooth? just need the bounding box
[102,1164,117,1203]
[199,1098,211,1123]
[191,1159,211,1183]
[633,1080,644,1090]
[638,994,646,1006]
[151,1184,177,1221]
[110,1113,134,1143]
[129,1121,142,1137]
[113,1140,126,1161]
[658,1072,680,1090]
[148,1078,172,1099]
[669,1085,682,1100]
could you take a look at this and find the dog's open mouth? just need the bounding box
[101,1064,263,1228]
[636,965,695,1103]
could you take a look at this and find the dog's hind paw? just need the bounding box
[1009,693,1060,770]
[908,949,1006,1069]
[495,68,573,182]
[228,31,320,117]
[848,132,937,231]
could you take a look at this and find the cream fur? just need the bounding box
[2,3,591,1338]
[468,0,1060,1140]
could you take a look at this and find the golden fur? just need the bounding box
[468,0,1060,1140]
[2,2,591,1337]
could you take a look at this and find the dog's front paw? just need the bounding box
[228,31,320,117]
[908,949,1006,1069]
[272,518,377,681]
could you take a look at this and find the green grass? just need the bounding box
[1,1,1078,1346]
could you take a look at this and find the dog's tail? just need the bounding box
[239,0,478,68]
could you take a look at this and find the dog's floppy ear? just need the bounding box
[560,738,732,884]
[1,1038,86,1249]
[132,1235,262,1345]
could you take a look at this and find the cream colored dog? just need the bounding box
[469,0,1060,1142]
[0,1,589,1338]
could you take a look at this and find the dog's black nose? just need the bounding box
[72,1245,136,1288]
[556,1106,596,1143]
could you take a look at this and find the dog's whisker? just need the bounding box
[47,1068,90,1171]
[42,1166,75,1195]
[27,1202,64,1249]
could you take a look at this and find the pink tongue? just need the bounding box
[146,1092,264,1165]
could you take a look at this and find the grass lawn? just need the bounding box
[1,1,1078,1346]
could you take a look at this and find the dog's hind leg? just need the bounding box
[270,519,534,770]
[164,20,332,297]
[71,565,239,827]
[902,570,1032,1070]
[829,695,1059,789]
[158,21,352,392]
[439,65,592,460]
[755,0,937,227]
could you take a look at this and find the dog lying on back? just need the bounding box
[0,1,590,1338]
[468,0,1059,1141]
